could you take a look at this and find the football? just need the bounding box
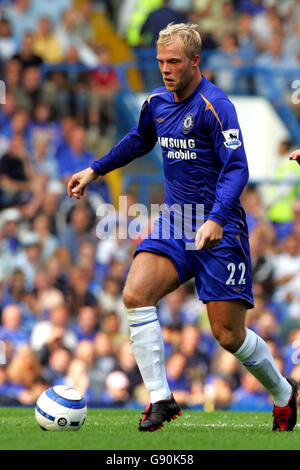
[35,385,87,431]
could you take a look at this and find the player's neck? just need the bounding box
[173,72,203,102]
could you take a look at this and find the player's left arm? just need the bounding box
[196,98,249,250]
[289,149,300,165]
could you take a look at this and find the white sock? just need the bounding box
[234,328,292,407]
[128,306,171,403]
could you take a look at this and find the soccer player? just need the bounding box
[67,23,297,432]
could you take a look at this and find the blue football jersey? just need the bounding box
[91,75,249,235]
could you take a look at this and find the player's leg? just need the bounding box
[123,251,182,430]
[207,300,297,430]
[123,251,180,308]
[194,230,297,430]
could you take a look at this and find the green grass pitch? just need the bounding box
[0,407,299,450]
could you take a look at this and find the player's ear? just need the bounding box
[191,54,201,67]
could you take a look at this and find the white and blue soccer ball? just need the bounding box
[35,385,87,431]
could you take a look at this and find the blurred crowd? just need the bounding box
[0,0,300,413]
[118,0,300,101]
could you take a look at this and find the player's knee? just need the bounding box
[212,326,241,353]
[122,286,137,309]
[122,286,150,309]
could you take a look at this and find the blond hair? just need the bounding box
[156,23,202,60]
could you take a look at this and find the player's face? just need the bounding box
[156,39,200,101]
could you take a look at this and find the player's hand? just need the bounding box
[67,167,99,199]
[289,149,300,165]
[195,219,223,250]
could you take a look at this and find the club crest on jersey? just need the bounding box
[182,113,194,134]
[222,129,241,150]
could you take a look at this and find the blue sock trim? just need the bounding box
[130,318,158,327]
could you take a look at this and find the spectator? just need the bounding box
[76,239,101,297]
[32,212,59,260]
[158,286,187,329]
[115,341,142,398]
[5,353,47,405]
[74,0,97,49]
[42,345,72,384]
[1,269,26,308]
[0,209,22,280]
[56,125,96,182]
[96,224,132,271]
[30,134,58,180]
[54,357,93,401]
[99,370,130,406]
[140,0,188,48]
[4,0,36,43]
[32,17,63,64]
[0,107,31,157]
[14,66,53,113]
[36,180,66,236]
[206,33,246,94]
[44,253,69,295]
[0,304,29,350]
[65,265,97,315]
[88,45,120,134]
[75,339,96,370]
[0,207,22,257]
[0,134,44,210]
[251,2,283,49]
[97,275,128,334]
[75,338,108,402]
[28,101,62,150]
[12,31,43,70]
[179,324,211,381]
[33,269,65,317]
[254,34,298,97]
[73,305,99,341]
[12,231,44,290]
[165,351,190,406]
[94,331,118,383]
[30,303,77,354]
[209,349,242,393]
[30,0,72,29]
[272,233,300,304]
[267,139,300,235]
[6,344,41,390]
[59,203,95,263]
[283,18,300,61]
[0,17,17,62]
[242,185,266,233]
[210,0,240,45]
[0,93,17,132]
[55,7,98,67]
[237,0,265,16]
[203,375,233,411]
[42,72,74,120]
[100,311,128,350]
[249,222,276,297]
[230,371,273,411]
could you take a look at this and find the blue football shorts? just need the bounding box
[134,215,254,309]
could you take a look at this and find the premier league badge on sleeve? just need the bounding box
[222,129,242,150]
[182,113,194,134]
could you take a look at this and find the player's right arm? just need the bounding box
[68,99,157,199]
[67,166,99,199]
